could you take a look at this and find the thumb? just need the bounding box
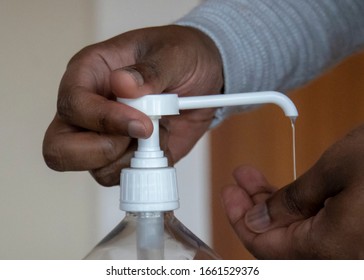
[245,166,341,233]
[109,54,179,138]
[109,25,223,99]
[110,62,174,99]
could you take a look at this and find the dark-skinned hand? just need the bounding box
[222,124,364,259]
[43,25,223,186]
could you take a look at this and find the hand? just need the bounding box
[42,25,223,186]
[221,124,364,259]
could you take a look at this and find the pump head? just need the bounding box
[119,94,180,169]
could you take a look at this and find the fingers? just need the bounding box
[232,165,277,203]
[89,141,137,186]
[222,138,364,259]
[245,219,315,259]
[110,25,223,100]
[244,165,335,233]
[221,165,316,259]
[221,165,276,240]
[159,108,216,164]
[221,184,254,226]
[110,32,176,99]
[50,26,188,177]
[57,86,152,138]
[45,24,223,188]
[43,115,131,172]
[109,55,185,99]
[245,126,364,234]
[110,64,168,99]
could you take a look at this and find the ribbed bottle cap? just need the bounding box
[120,167,179,212]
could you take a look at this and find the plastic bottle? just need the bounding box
[84,211,220,260]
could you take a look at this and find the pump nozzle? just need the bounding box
[178,91,298,118]
[119,91,298,122]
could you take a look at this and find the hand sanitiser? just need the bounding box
[84,92,298,260]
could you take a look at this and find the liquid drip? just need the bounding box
[290,118,297,180]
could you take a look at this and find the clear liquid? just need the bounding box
[290,117,297,180]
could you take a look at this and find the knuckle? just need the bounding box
[282,183,306,217]
[68,44,98,65]
[57,45,104,123]
[95,101,114,133]
[136,59,160,82]
[42,142,66,172]
[89,168,120,187]
[101,136,119,163]
[57,92,75,122]
[97,114,108,133]
[89,142,132,187]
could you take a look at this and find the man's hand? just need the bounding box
[222,124,364,259]
[43,25,223,186]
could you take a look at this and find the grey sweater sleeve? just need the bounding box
[176,0,364,123]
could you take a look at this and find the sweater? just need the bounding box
[176,0,364,123]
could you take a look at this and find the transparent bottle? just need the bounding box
[84,211,220,260]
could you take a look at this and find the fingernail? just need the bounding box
[122,66,144,87]
[245,202,271,233]
[128,120,147,138]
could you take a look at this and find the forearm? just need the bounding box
[176,0,364,121]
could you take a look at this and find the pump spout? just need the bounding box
[178,91,298,119]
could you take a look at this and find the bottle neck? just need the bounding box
[125,211,174,218]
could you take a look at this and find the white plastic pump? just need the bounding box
[118,91,298,212]
[117,91,297,259]
[118,94,181,213]
[84,91,298,260]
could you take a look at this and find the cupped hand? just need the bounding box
[43,25,223,186]
[222,124,364,259]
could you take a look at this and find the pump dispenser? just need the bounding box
[84,91,298,260]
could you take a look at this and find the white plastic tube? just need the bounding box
[178,91,298,118]
[136,212,164,260]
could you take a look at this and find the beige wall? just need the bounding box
[0,0,203,259]
[0,0,97,259]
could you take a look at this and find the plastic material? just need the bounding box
[120,167,179,212]
[84,91,298,260]
[178,91,298,117]
[118,94,179,117]
[84,211,221,260]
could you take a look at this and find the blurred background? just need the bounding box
[1,0,364,260]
